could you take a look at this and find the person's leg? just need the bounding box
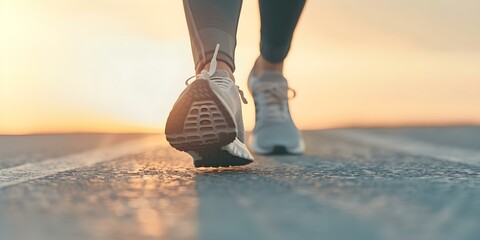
[183,0,242,79]
[166,0,253,167]
[247,0,306,155]
[255,0,306,76]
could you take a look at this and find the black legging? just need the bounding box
[183,0,306,73]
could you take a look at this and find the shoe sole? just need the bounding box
[254,145,304,155]
[189,149,253,168]
[249,138,305,155]
[165,80,252,167]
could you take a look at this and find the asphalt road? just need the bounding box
[1,127,480,240]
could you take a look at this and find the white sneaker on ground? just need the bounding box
[165,45,254,167]
[247,68,305,155]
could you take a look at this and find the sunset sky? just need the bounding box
[1,0,480,134]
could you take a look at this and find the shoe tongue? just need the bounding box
[254,71,288,89]
[260,71,286,81]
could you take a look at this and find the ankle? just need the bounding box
[254,55,283,77]
[201,61,235,81]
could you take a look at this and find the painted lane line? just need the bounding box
[0,136,162,189]
[333,130,480,166]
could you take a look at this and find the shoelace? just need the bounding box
[254,83,296,120]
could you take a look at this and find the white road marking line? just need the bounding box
[0,136,162,189]
[333,130,480,166]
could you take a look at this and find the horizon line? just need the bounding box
[2,122,479,136]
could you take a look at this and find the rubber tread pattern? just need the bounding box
[166,80,251,167]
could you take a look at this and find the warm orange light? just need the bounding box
[1,0,480,134]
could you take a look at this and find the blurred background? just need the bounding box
[1,0,479,135]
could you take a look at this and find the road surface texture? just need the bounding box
[1,127,479,240]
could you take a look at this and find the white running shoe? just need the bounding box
[165,45,254,167]
[247,68,305,155]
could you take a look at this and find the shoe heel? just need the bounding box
[165,80,236,152]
